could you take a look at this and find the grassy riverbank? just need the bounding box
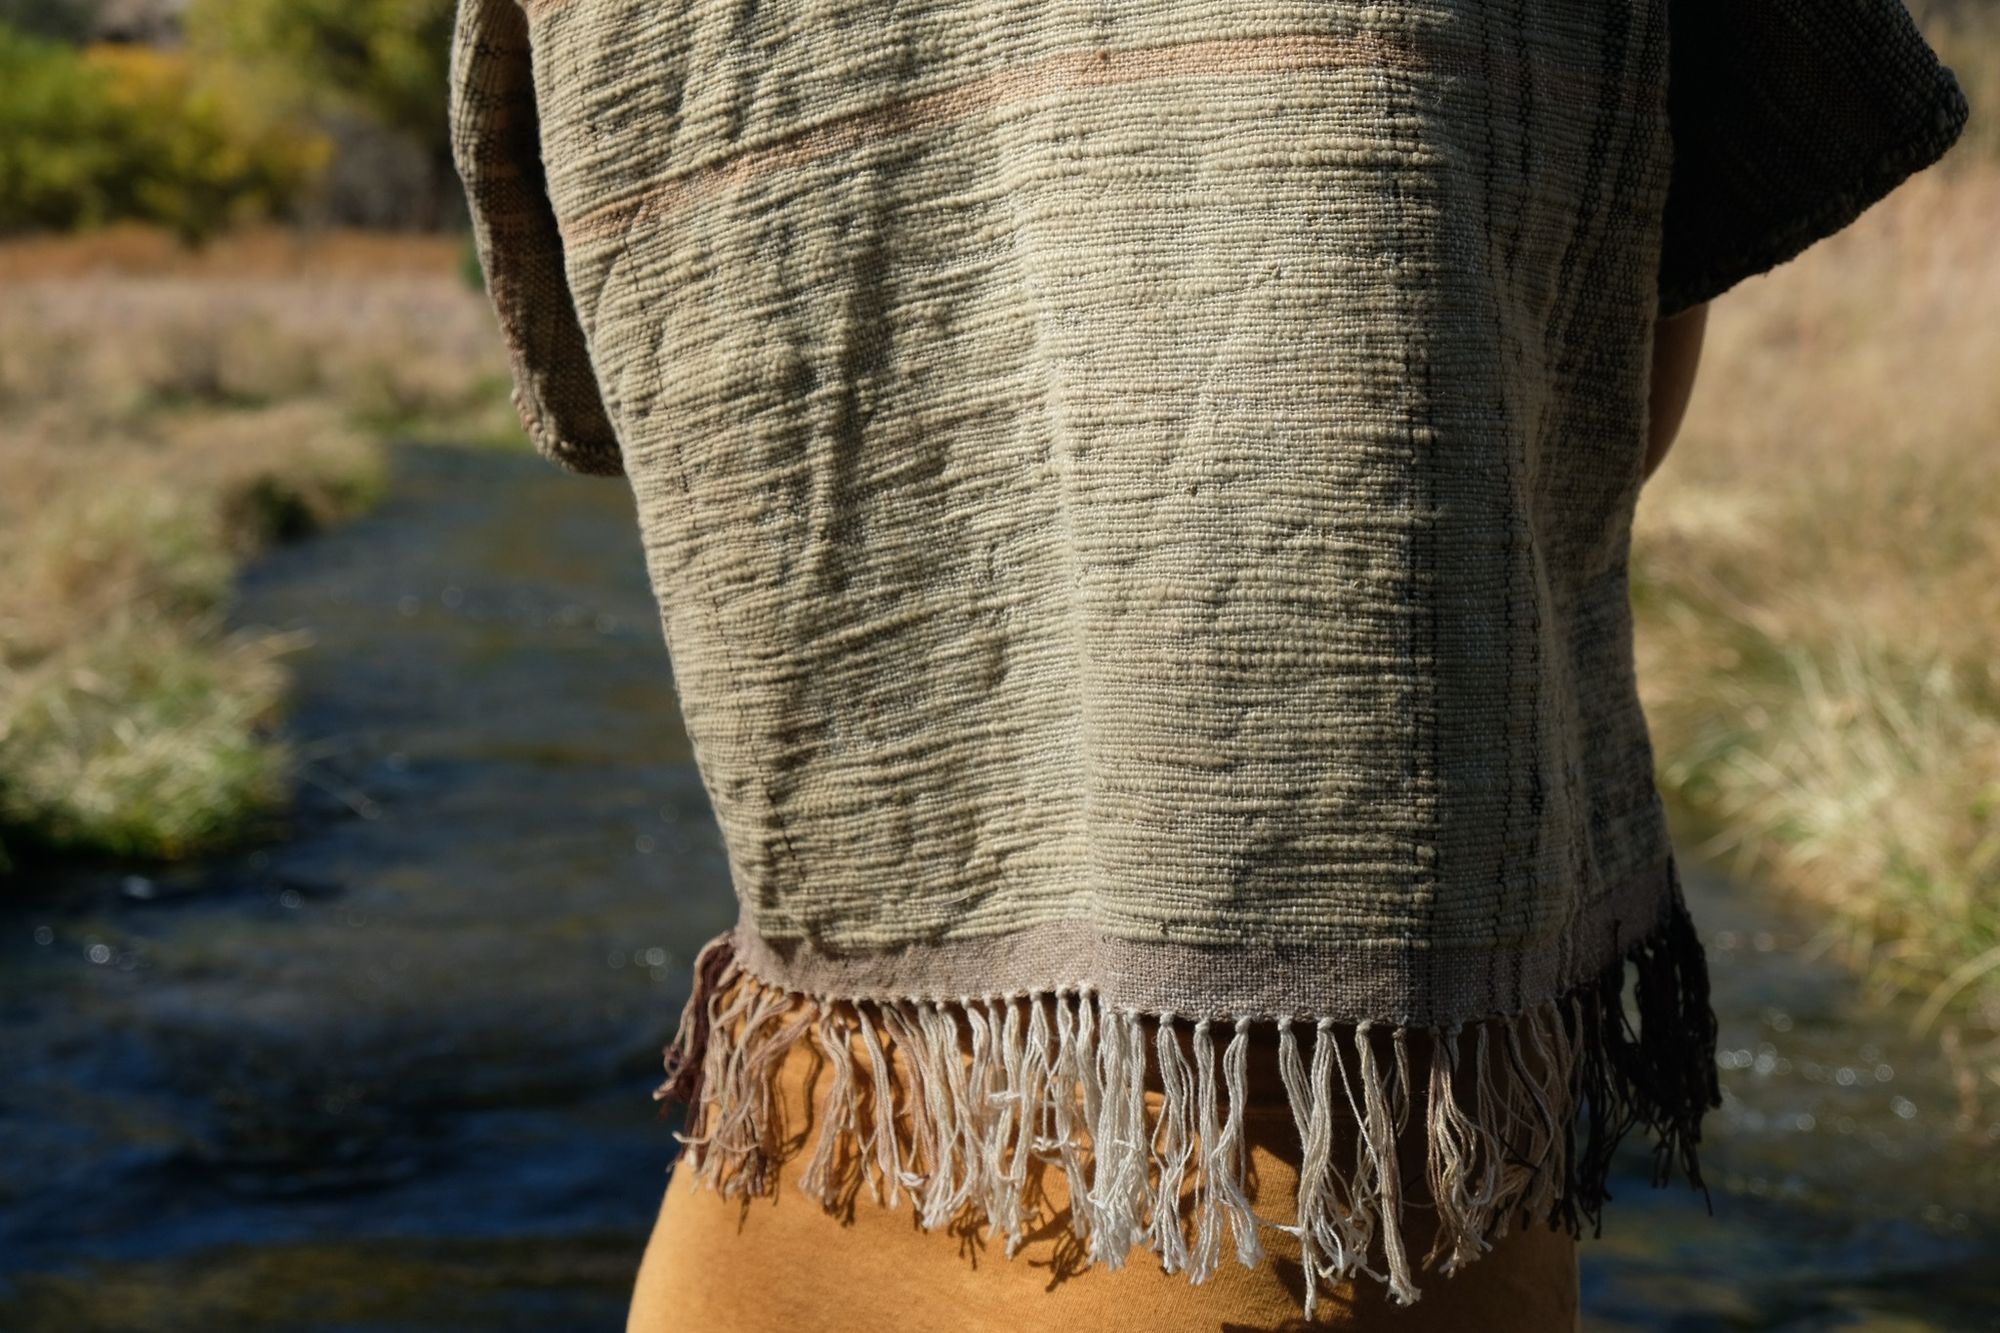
[1633,160,2000,1066]
[0,226,514,868]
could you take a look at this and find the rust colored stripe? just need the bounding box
[556,32,1428,244]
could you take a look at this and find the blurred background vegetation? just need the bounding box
[0,0,519,877]
[0,0,461,235]
[1633,6,2000,1082]
[0,0,1995,1113]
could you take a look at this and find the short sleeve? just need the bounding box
[1657,0,1972,318]
[448,0,624,476]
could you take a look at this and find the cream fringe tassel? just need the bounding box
[652,903,1720,1314]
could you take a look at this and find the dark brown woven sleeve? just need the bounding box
[1657,0,1972,317]
[447,0,624,476]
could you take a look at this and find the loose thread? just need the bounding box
[651,894,1723,1308]
[1149,1012,1195,1274]
[1189,1016,1223,1282]
[796,1009,858,1206]
[1216,1016,1264,1268]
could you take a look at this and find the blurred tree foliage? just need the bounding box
[185,0,462,227]
[0,26,329,240]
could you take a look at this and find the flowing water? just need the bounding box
[1,442,1993,1331]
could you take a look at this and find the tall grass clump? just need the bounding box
[1633,159,2000,1083]
[0,228,514,868]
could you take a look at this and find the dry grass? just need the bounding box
[0,223,467,281]
[0,225,515,433]
[0,225,516,865]
[1633,164,2000,1073]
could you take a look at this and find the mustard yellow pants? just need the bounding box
[625,990,1581,1332]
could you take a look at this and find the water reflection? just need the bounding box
[1585,863,1999,1330]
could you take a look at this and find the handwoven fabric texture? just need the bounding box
[449,0,1968,1310]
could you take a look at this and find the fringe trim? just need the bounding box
[652,901,1720,1313]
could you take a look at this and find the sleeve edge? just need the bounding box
[1657,66,1972,319]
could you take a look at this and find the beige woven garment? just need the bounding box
[449,0,1968,1312]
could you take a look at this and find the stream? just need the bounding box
[1,441,1994,1331]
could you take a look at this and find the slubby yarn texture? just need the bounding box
[450,0,1968,1310]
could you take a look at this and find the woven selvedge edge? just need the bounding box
[649,898,1722,1315]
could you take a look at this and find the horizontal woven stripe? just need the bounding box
[551,28,1630,244]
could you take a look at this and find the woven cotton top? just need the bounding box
[452,0,1968,1308]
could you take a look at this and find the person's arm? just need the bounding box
[1641,300,1709,484]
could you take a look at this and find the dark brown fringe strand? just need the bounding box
[650,896,1722,1314]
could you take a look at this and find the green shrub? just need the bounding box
[0,26,327,239]
[186,0,462,226]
